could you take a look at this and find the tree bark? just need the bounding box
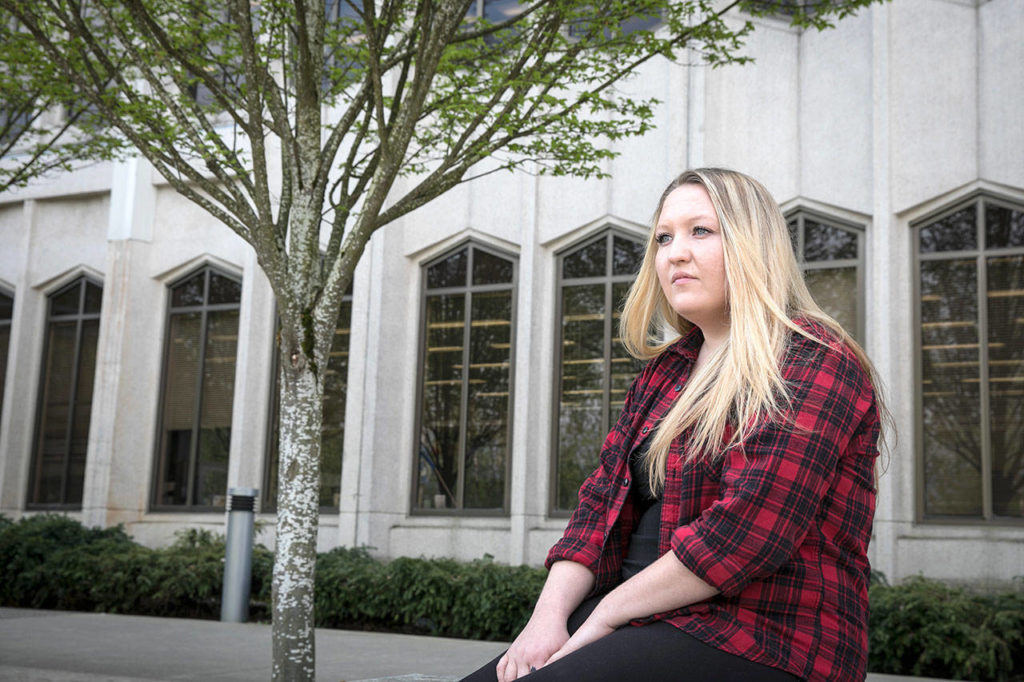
[271,320,324,682]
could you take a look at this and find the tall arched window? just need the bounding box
[915,195,1024,521]
[152,266,241,510]
[414,243,516,513]
[787,211,864,342]
[28,277,102,508]
[553,229,645,512]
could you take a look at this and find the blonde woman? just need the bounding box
[460,168,885,682]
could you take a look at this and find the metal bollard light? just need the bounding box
[221,487,258,623]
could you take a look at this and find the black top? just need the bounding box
[621,440,662,581]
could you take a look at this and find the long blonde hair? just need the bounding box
[620,168,886,493]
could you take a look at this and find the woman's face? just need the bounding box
[654,183,729,339]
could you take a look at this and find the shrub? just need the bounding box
[314,549,545,640]
[868,576,1024,682]
[7,513,1020,671]
[0,514,134,608]
[0,515,274,620]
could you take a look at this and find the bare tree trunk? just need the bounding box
[272,328,324,682]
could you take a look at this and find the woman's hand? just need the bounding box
[542,605,618,667]
[496,613,570,682]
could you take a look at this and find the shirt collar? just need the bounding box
[664,324,704,361]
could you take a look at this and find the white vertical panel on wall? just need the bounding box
[979,0,1024,188]
[701,16,800,200]
[0,203,34,515]
[889,0,977,212]
[608,56,681,223]
[799,11,873,214]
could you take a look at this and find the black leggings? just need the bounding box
[458,595,800,682]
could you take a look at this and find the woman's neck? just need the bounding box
[693,326,727,371]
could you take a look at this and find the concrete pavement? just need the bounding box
[0,607,957,681]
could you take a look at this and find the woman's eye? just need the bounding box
[655,233,671,245]
[693,226,711,236]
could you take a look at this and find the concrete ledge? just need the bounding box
[0,609,962,682]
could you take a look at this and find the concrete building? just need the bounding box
[1,0,1022,587]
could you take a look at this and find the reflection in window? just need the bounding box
[153,267,241,510]
[181,6,236,109]
[28,278,102,508]
[554,230,645,512]
[787,211,863,342]
[0,289,11,433]
[415,243,516,512]
[324,0,364,85]
[917,196,1024,521]
[264,284,353,511]
[0,105,33,146]
[567,3,661,39]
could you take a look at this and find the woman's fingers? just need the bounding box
[497,655,525,682]
[499,654,543,681]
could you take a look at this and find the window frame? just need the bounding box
[410,240,518,516]
[26,276,102,510]
[150,265,242,512]
[549,227,646,517]
[786,208,866,344]
[912,192,1024,526]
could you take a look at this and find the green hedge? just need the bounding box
[3,515,1023,681]
[0,515,274,620]
[0,515,542,639]
[868,576,1024,682]
[314,548,545,640]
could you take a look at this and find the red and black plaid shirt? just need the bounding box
[547,320,880,681]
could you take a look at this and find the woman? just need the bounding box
[460,168,885,682]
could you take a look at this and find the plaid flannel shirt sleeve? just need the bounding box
[670,337,877,598]
[545,365,649,575]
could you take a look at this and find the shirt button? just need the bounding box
[674,384,682,392]
[623,477,630,486]
[641,426,650,434]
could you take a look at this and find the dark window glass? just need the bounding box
[427,249,468,289]
[415,244,516,512]
[482,0,525,22]
[0,109,30,145]
[920,258,982,516]
[986,204,1024,250]
[788,211,863,342]
[554,231,644,512]
[51,285,82,316]
[153,267,241,509]
[326,0,361,20]
[208,272,242,305]
[0,290,12,428]
[28,278,101,508]
[172,270,206,307]
[562,238,606,280]
[986,253,1024,517]
[612,236,645,276]
[918,197,1024,520]
[265,285,353,511]
[804,220,858,261]
[83,282,102,314]
[473,248,514,285]
[567,5,662,39]
[919,206,977,254]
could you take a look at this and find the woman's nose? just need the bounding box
[669,236,691,262]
